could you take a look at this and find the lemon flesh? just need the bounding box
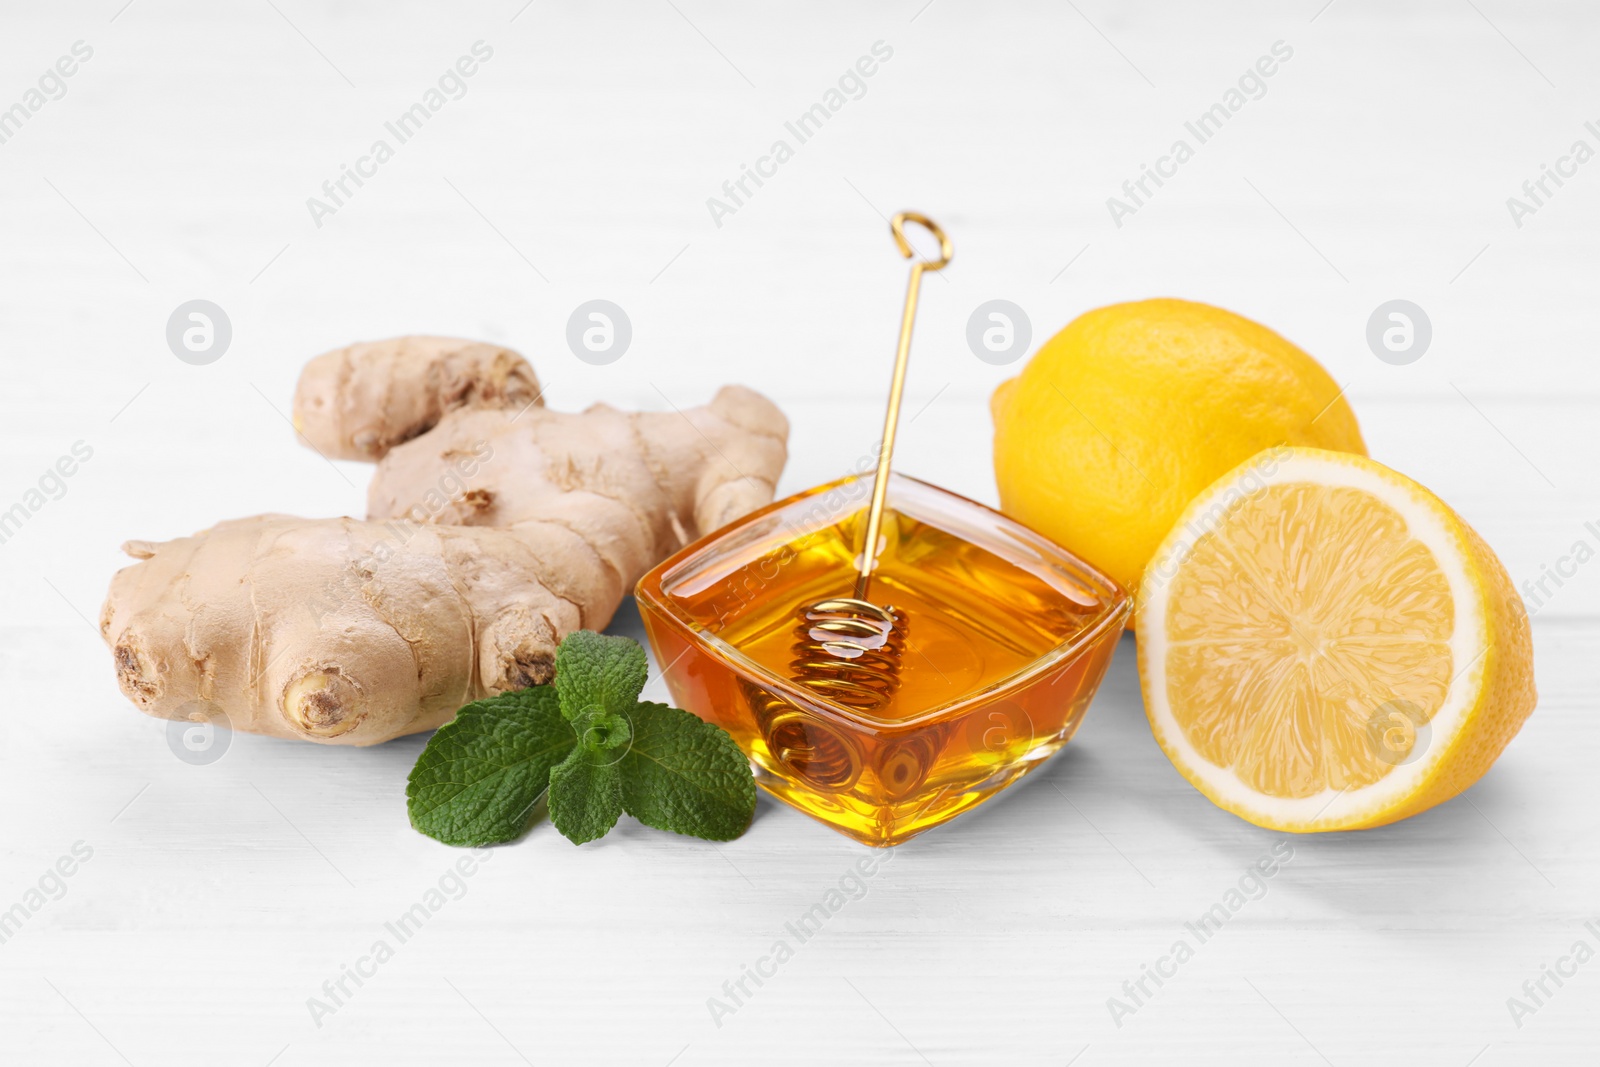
[1137,448,1536,832]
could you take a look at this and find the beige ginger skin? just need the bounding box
[102,337,788,746]
[292,335,543,461]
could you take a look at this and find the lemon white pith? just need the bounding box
[1136,448,1536,832]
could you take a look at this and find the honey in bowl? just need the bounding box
[638,212,1128,845]
[636,473,1129,846]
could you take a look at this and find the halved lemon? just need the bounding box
[1136,447,1536,832]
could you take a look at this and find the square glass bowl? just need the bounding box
[636,473,1130,846]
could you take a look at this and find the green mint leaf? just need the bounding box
[406,687,575,847]
[555,630,648,723]
[620,702,757,841]
[548,748,623,844]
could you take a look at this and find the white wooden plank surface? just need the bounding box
[2,1,1597,1063]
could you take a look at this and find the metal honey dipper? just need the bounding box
[636,209,1131,844]
[754,212,953,795]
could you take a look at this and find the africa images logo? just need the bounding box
[1106,40,1294,227]
[705,41,895,228]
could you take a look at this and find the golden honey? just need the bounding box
[637,473,1130,846]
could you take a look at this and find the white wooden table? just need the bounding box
[3,1,1596,1063]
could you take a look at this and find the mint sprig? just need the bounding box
[406,631,757,847]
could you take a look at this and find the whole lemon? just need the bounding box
[991,298,1365,597]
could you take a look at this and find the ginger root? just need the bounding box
[103,517,596,743]
[292,336,542,461]
[367,386,787,597]
[103,340,788,745]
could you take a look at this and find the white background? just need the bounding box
[3,1,1597,1064]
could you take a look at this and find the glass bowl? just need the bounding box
[636,472,1130,846]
